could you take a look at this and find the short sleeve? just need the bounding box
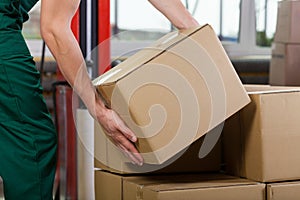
[20,0,39,23]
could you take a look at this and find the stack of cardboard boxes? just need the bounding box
[93,85,300,200]
[92,23,300,199]
[92,24,264,200]
[94,172,266,200]
[223,85,300,200]
[269,0,300,86]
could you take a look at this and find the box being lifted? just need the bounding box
[93,24,250,167]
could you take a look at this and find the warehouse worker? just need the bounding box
[0,0,199,199]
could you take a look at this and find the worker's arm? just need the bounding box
[40,0,143,166]
[148,0,199,29]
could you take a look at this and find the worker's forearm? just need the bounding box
[41,26,106,117]
[148,0,199,29]
[39,0,143,165]
[40,0,106,116]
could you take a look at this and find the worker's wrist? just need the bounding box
[176,17,199,30]
[88,92,108,120]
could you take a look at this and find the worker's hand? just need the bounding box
[148,0,199,30]
[92,99,144,166]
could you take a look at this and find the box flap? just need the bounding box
[245,84,300,94]
[124,174,259,192]
[92,25,209,86]
[145,178,261,192]
[267,181,300,200]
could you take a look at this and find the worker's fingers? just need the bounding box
[95,107,143,165]
[111,111,137,142]
[112,133,143,166]
[118,144,143,166]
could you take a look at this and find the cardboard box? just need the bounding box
[274,0,300,43]
[223,85,300,182]
[94,170,265,200]
[269,42,300,86]
[267,181,300,200]
[94,121,222,174]
[93,24,250,166]
[123,176,265,200]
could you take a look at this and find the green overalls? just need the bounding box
[0,0,57,199]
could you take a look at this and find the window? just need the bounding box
[110,0,242,57]
[255,0,280,47]
[193,0,240,43]
[24,0,279,58]
[112,0,171,34]
[218,0,272,57]
[220,0,241,42]
[111,0,241,42]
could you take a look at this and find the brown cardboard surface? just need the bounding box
[124,184,265,200]
[94,170,265,200]
[94,122,222,174]
[267,181,300,200]
[269,43,300,86]
[94,170,154,200]
[223,85,300,182]
[93,24,250,166]
[94,169,123,200]
[244,84,300,93]
[123,175,265,200]
[274,0,300,43]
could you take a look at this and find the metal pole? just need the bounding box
[0,176,4,200]
[114,0,119,35]
[264,0,268,32]
[219,0,223,40]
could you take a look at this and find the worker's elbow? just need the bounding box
[40,20,68,44]
[40,22,56,43]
